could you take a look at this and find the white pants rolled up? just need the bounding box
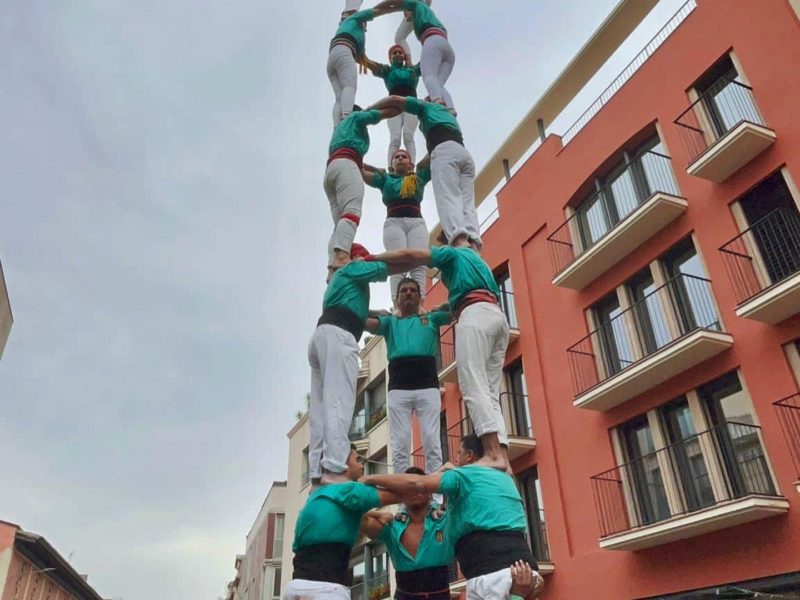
[327,45,358,127]
[388,387,442,474]
[324,158,364,263]
[455,303,509,444]
[383,216,428,299]
[386,112,419,165]
[431,140,480,246]
[308,324,359,476]
[284,579,351,600]
[420,34,455,108]
[465,567,543,600]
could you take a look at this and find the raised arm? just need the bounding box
[367,95,407,113]
[416,154,431,171]
[366,59,385,76]
[361,163,386,186]
[364,308,390,334]
[360,510,393,539]
[364,471,443,497]
[369,248,432,267]
[372,0,407,14]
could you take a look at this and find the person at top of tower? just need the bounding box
[308,243,408,486]
[326,103,401,269]
[362,149,431,300]
[370,95,479,250]
[284,445,402,600]
[363,435,545,600]
[366,45,422,165]
[360,466,454,600]
[361,242,510,472]
[373,0,456,110]
[364,277,450,477]
[328,4,393,127]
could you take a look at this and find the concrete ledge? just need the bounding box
[735,271,800,324]
[687,121,776,183]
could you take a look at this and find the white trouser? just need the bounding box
[386,112,419,165]
[324,158,364,263]
[431,141,480,247]
[420,34,455,109]
[344,0,363,11]
[383,217,428,300]
[284,579,351,600]
[455,303,509,444]
[394,0,433,55]
[308,324,359,476]
[327,45,358,127]
[388,387,442,474]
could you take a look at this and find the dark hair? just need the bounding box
[404,466,425,475]
[461,434,484,458]
[395,277,421,299]
[350,443,358,452]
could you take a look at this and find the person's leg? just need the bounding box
[402,112,418,164]
[387,114,403,168]
[431,142,470,244]
[420,37,446,104]
[319,325,360,479]
[329,159,364,266]
[456,145,481,249]
[326,50,343,128]
[465,568,513,600]
[486,304,510,443]
[336,48,358,121]
[436,38,456,109]
[324,164,342,266]
[308,331,324,480]
[455,304,506,470]
[405,217,429,299]
[416,387,443,473]
[388,388,415,474]
[344,0,363,11]
[284,579,352,600]
[383,217,408,302]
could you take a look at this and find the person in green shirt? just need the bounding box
[369,95,480,250]
[365,277,450,475]
[363,436,545,600]
[360,467,454,600]
[362,150,431,302]
[326,104,401,269]
[366,45,422,165]
[362,245,510,472]
[309,244,408,485]
[373,0,456,110]
[286,444,401,600]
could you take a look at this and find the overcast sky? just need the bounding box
[0,1,685,598]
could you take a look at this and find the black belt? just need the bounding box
[426,125,464,154]
[386,203,423,218]
[292,543,352,586]
[455,530,536,579]
[389,356,439,390]
[395,565,451,594]
[329,33,360,58]
[389,84,417,98]
[317,306,363,342]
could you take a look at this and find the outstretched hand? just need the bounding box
[509,560,545,598]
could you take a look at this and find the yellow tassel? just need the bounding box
[358,54,369,74]
[400,174,418,199]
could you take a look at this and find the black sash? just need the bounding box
[455,530,536,579]
[292,543,352,586]
[395,565,450,593]
[426,125,464,154]
[317,306,363,342]
[388,356,439,390]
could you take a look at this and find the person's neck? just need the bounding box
[407,504,428,522]
[398,305,418,318]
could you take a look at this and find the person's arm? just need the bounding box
[360,510,394,539]
[362,164,386,187]
[367,60,388,77]
[368,248,432,268]
[372,0,408,14]
[364,311,391,335]
[363,471,443,497]
[416,154,431,171]
[367,95,408,113]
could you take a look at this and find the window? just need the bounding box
[366,379,387,430]
[503,360,532,437]
[272,514,285,560]
[369,543,390,599]
[440,412,450,464]
[592,291,636,377]
[620,415,670,525]
[626,268,670,354]
[660,237,719,332]
[271,568,281,600]
[301,447,309,487]
[694,56,760,137]
[495,269,518,328]
[366,448,388,476]
[350,396,367,440]
[517,467,550,562]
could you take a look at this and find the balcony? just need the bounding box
[500,392,536,459]
[720,208,800,324]
[549,152,687,290]
[591,422,787,550]
[774,394,800,487]
[351,573,390,600]
[358,359,370,382]
[0,260,11,360]
[569,274,733,411]
[675,79,776,183]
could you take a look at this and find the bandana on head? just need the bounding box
[388,44,408,63]
[350,243,370,259]
[392,150,418,199]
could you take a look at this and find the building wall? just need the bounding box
[240,484,286,600]
[422,0,800,598]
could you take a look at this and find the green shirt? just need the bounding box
[333,9,375,57]
[376,62,421,95]
[438,465,527,545]
[428,246,500,309]
[366,168,431,206]
[293,482,382,550]
[404,97,461,136]
[401,0,446,38]
[377,311,450,360]
[378,513,454,572]
[323,261,389,322]
[329,110,383,157]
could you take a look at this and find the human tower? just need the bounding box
[288,2,545,599]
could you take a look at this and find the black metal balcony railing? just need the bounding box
[774,393,800,480]
[498,289,518,329]
[591,422,778,538]
[719,208,800,305]
[349,412,367,441]
[438,323,456,374]
[412,416,470,471]
[547,151,680,277]
[531,508,551,563]
[351,573,390,600]
[500,392,533,438]
[568,273,721,397]
[674,78,767,166]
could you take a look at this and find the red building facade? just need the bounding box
[421,0,800,597]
